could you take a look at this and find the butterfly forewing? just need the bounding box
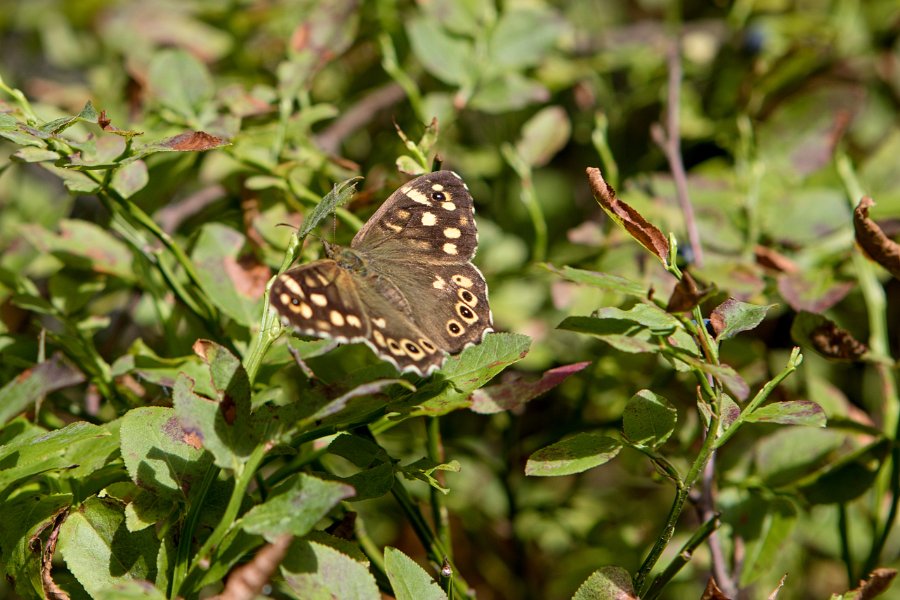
[271,170,492,376]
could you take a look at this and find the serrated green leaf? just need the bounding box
[571,566,635,600]
[408,332,531,416]
[119,406,211,500]
[622,390,677,447]
[298,177,362,240]
[281,539,380,600]
[58,497,159,596]
[525,433,622,477]
[385,546,447,600]
[240,473,354,541]
[111,160,149,198]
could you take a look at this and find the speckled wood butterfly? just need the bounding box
[270,171,493,376]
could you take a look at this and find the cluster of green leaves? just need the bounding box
[3,1,900,599]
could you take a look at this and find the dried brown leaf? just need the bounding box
[666,271,707,312]
[213,534,294,600]
[810,320,868,361]
[160,131,229,151]
[40,509,70,600]
[700,577,731,600]
[754,245,799,274]
[586,167,669,263]
[854,197,900,279]
[766,574,787,599]
[845,568,897,600]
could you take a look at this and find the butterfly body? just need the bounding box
[271,171,493,376]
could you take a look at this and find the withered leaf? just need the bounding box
[854,197,900,280]
[160,131,229,151]
[586,167,669,263]
[754,245,799,274]
[666,270,708,312]
[41,508,70,600]
[700,577,731,600]
[844,568,897,600]
[791,311,868,361]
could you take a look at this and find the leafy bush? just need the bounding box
[2,2,900,599]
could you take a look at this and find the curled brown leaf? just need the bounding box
[666,270,708,312]
[214,535,294,600]
[161,131,229,151]
[586,167,669,263]
[810,320,868,361]
[854,197,900,279]
[844,568,897,600]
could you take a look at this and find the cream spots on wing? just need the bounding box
[310,293,328,307]
[346,314,362,328]
[441,201,456,211]
[401,339,424,359]
[451,171,462,180]
[315,272,330,286]
[443,243,458,255]
[459,215,469,226]
[452,274,474,288]
[443,227,461,239]
[421,212,437,226]
[373,330,386,347]
[419,338,437,354]
[431,184,444,191]
[304,276,318,288]
[458,288,477,306]
[406,188,431,205]
[456,302,478,324]
[281,277,304,297]
[432,276,446,290]
[446,320,464,337]
[316,320,331,331]
[279,292,291,306]
[387,338,405,356]
[384,222,403,232]
[396,209,411,220]
[299,303,313,319]
[329,310,345,327]
[372,317,386,329]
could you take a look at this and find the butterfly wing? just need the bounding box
[352,171,494,353]
[271,260,447,375]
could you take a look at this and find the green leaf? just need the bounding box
[110,339,214,398]
[93,580,168,600]
[409,332,531,416]
[147,49,214,120]
[111,160,149,199]
[710,298,774,340]
[516,106,571,168]
[11,147,61,163]
[58,497,159,596]
[119,406,212,500]
[571,566,635,600]
[326,434,396,501]
[0,492,72,598]
[745,400,827,427]
[487,9,564,71]
[298,177,362,240]
[734,497,798,587]
[240,473,354,541]
[622,390,677,447]
[384,546,448,600]
[406,17,474,86]
[191,224,264,327]
[172,373,257,471]
[399,457,461,494]
[0,353,84,424]
[281,539,380,600]
[21,219,135,281]
[468,72,549,113]
[124,489,176,532]
[0,421,110,491]
[525,433,622,477]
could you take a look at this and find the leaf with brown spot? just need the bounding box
[586,167,669,264]
[843,568,897,600]
[777,271,854,313]
[470,362,590,414]
[854,196,900,280]
[159,131,229,152]
[791,311,868,361]
[666,270,709,312]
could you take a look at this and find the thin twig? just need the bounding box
[314,83,406,154]
[701,453,735,596]
[651,40,704,267]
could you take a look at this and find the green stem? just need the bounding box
[178,443,267,596]
[170,463,218,598]
[715,348,803,449]
[426,417,452,558]
[643,514,720,600]
[392,479,471,598]
[634,405,721,595]
[838,503,854,586]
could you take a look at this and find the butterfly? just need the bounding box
[270,170,493,376]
